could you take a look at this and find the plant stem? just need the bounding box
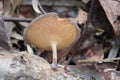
[51,42,57,64]
[51,42,58,70]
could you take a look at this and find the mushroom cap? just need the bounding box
[23,12,80,50]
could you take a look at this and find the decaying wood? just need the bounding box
[0,51,105,80]
[0,51,51,80]
[1,0,120,80]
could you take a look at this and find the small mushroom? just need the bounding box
[23,12,80,70]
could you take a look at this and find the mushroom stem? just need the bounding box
[51,42,58,70]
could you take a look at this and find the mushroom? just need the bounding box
[23,12,80,70]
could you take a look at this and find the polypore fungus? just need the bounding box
[23,12,80,70]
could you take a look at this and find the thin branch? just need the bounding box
[3,16,33,22]
[78,57,120,63]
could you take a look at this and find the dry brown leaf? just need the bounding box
[84,44,104,61]
[99,0,120,35]
[94,61,117,80]
[76,8,88,24]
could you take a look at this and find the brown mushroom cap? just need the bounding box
[23,13,80,50]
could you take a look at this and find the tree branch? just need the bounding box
[3,16,33,22]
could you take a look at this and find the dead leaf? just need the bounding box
[99,0,120,35]
[84,44,104,61]
[18,5,35,18]
[11,31,23,40]
[3,0,22,15]
[76,8,88,24]
[95,62,116,72]
[95,62,116,80]
[4,22,15,40]
[32,0,41,13]
[26,44,34,54]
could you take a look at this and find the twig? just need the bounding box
[78,57,120,63]
[3,16,33,22]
